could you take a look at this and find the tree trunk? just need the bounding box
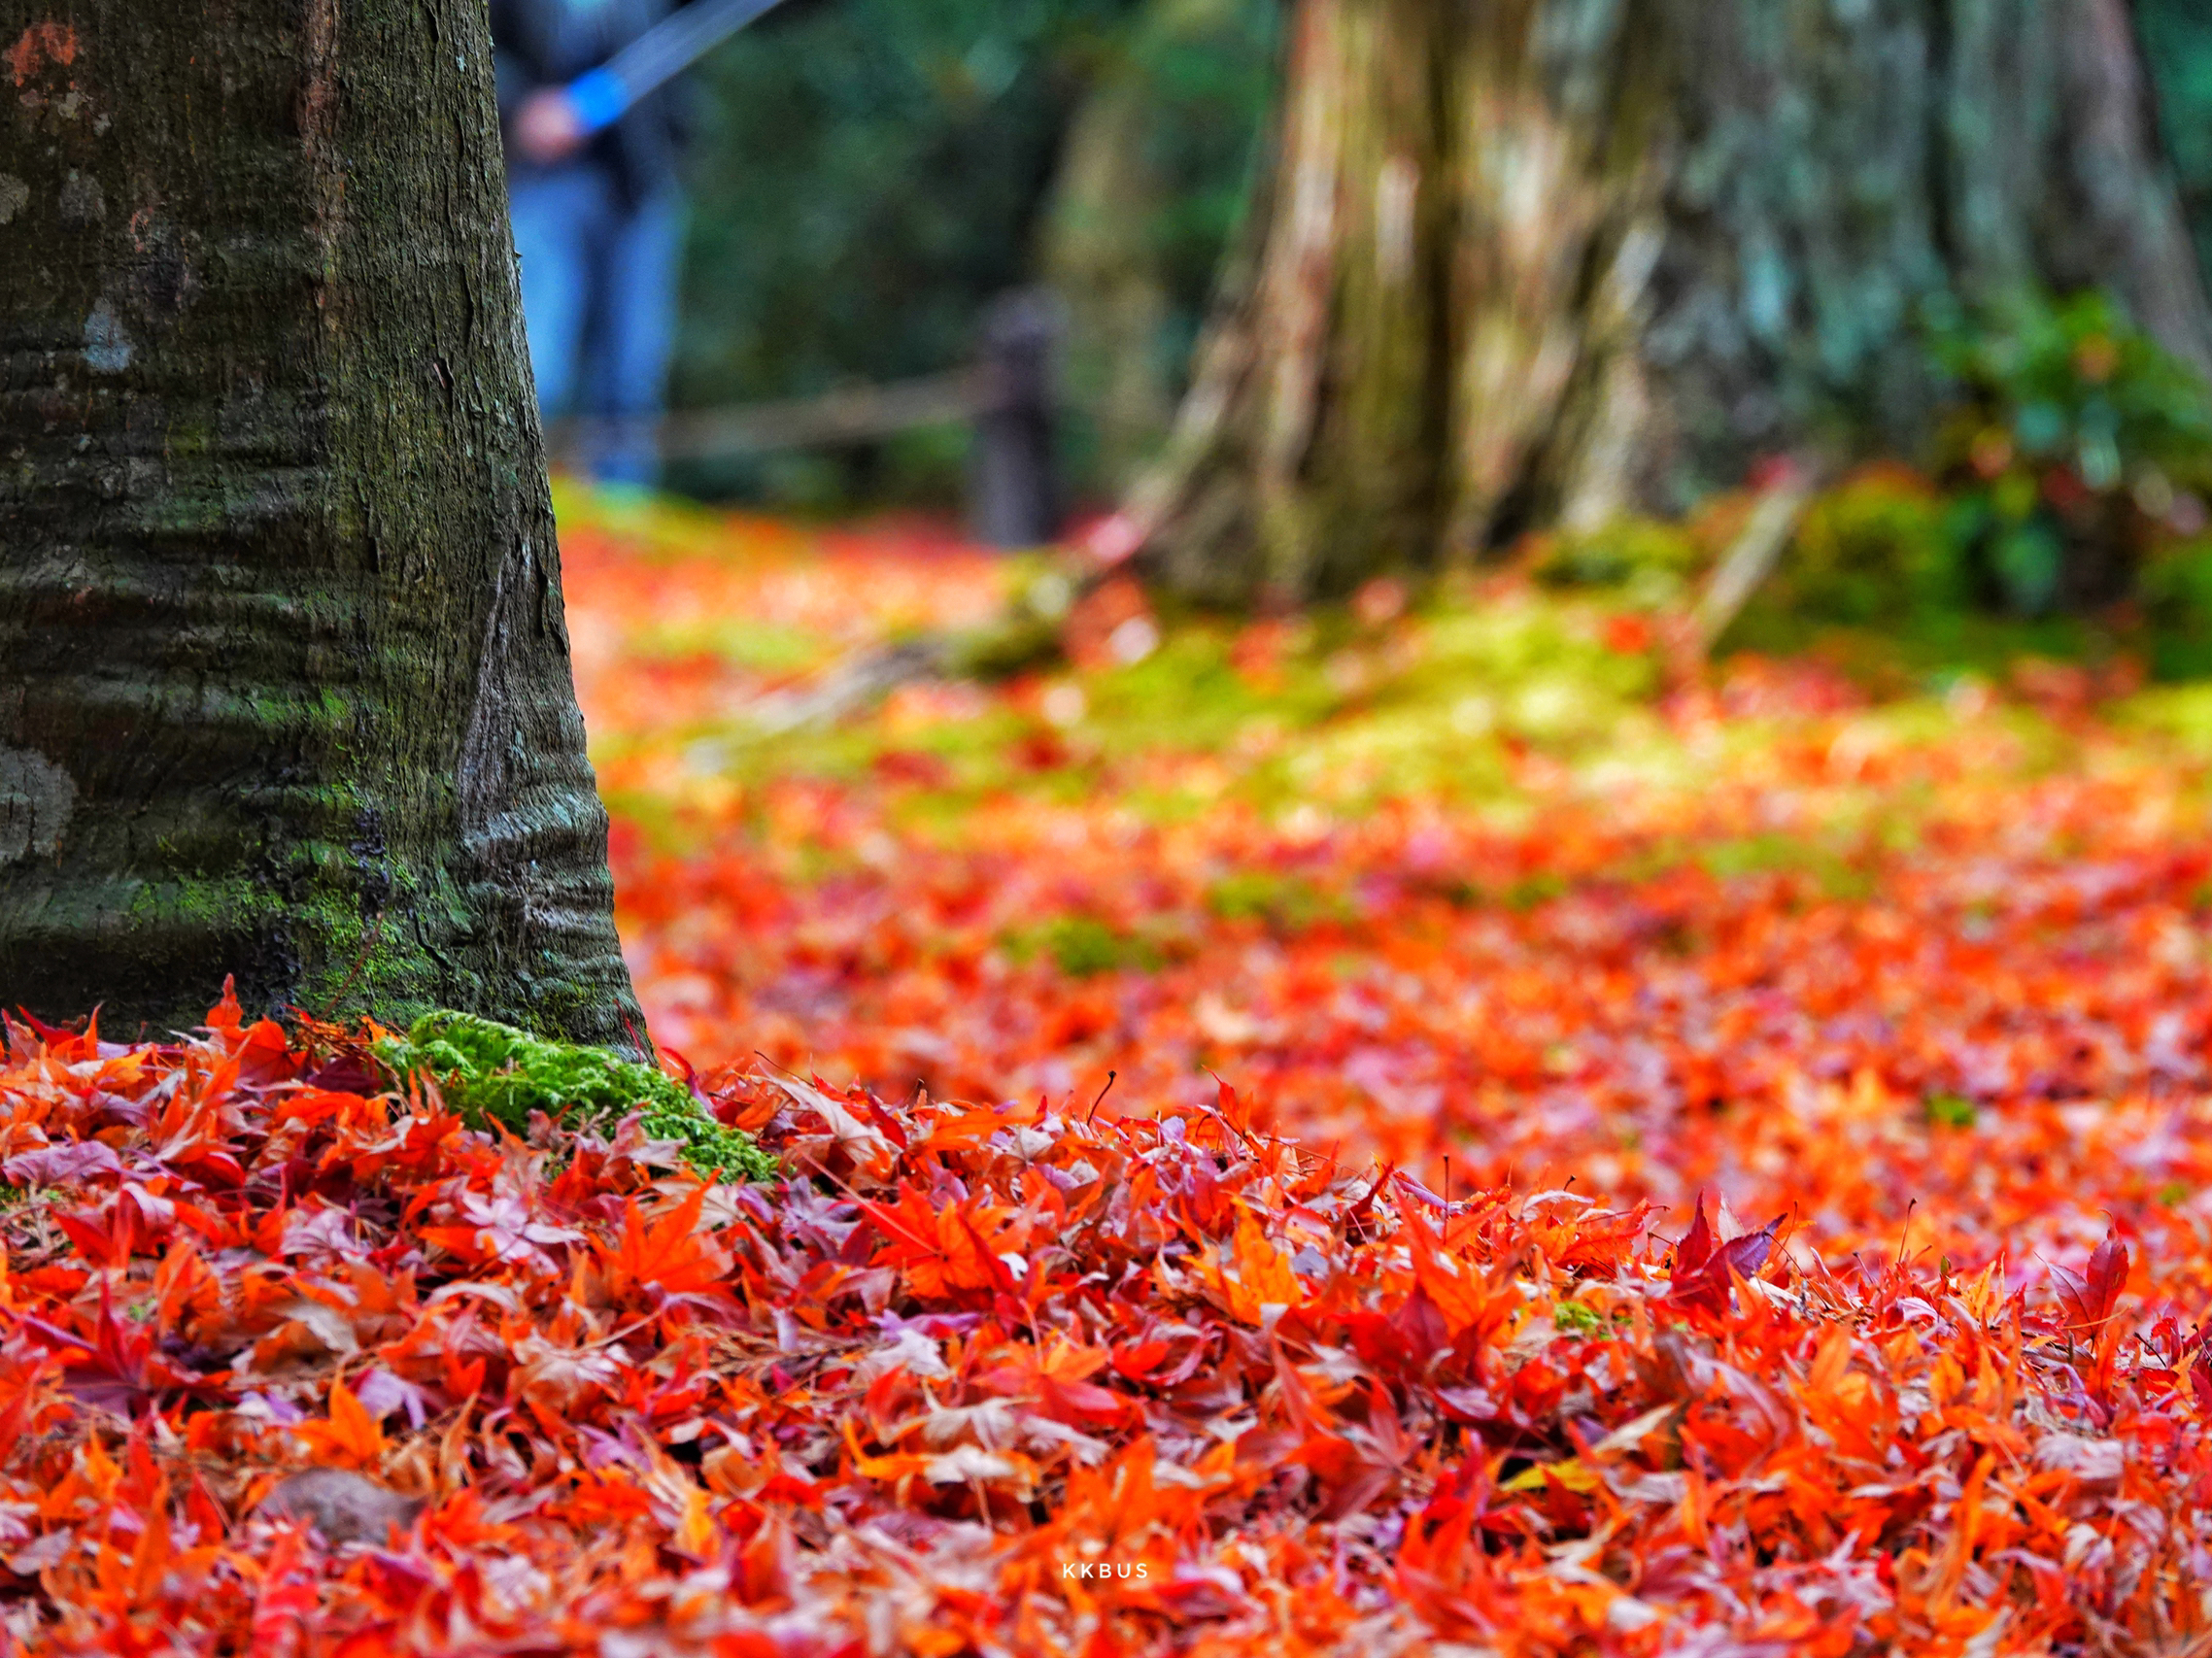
[0,3,645,1048]
[2137,0,2212,282]
[1039,0,1280,497]
[1043,58,1182,494]
[1128,0,2212,604]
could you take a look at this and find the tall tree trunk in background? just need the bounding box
[2136,0,2212,281]
[1041,0,1279,497]
[1127,0,2212,605]
[0,4,645,1047]
[1044,61,1181,493]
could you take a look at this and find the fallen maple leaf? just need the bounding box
[1668,1194,1784,1315]
[291,1374,388,1469]
[594,1183,734,1301]
[2053,1232,2129,1337]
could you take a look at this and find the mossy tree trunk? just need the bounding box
[0,3,645,1047]
[1128,0,2212,604]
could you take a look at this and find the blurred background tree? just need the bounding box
[1038,0,1281,493]
[2140,0,2212,281]
[1121,0,2212,606]
[663,0,2212,568]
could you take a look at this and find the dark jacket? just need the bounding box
[491,0,694,207]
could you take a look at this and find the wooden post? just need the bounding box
[971,288,1064,548]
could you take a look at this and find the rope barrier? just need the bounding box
[553,369,991,461]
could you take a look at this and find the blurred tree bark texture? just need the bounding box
[0,4,646,1046]
[1041,0,1280,496]
[1126,0,2212,603]
[2135,0,2212,281]
[1046,56,1183,491]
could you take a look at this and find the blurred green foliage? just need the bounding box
[2138,537,2212,679]
[1540,293,2212,680]
[1532,519,1702,608]
[1064,0,1276,358]
[673,0,1125,503]
[1930,290,2212,616]
[670,0,1275,510]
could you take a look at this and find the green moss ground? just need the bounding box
[373,1011,774,1182]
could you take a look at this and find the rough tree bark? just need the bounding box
[0,3,646,1047]
[1126,0,2212,604]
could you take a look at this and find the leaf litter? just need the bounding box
[12,500,2212,1652]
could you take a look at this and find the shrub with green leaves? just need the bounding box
[373,1012,774,1182]
[1928,290,2212,616]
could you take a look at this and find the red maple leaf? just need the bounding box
[1668,1194,1783,1314]
[2053,1233,2129,1336]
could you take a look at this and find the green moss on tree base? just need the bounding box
[373,1011,775,1182]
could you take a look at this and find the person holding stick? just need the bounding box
[493,0,700,489]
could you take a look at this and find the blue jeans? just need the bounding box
[509,166,682,487]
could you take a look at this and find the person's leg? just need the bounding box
[506,168,605,426]
[581,190,683,488]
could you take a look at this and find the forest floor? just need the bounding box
[11,491,2212,1652]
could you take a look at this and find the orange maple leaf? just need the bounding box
[291,1375,387,1470]
[595,1185,732,1299]
[861,1183,1018,1301]
[1398,1206,1507,1342]
[1208,1211,1302,1324]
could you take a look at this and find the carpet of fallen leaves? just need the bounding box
[14,499,2212,1654]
